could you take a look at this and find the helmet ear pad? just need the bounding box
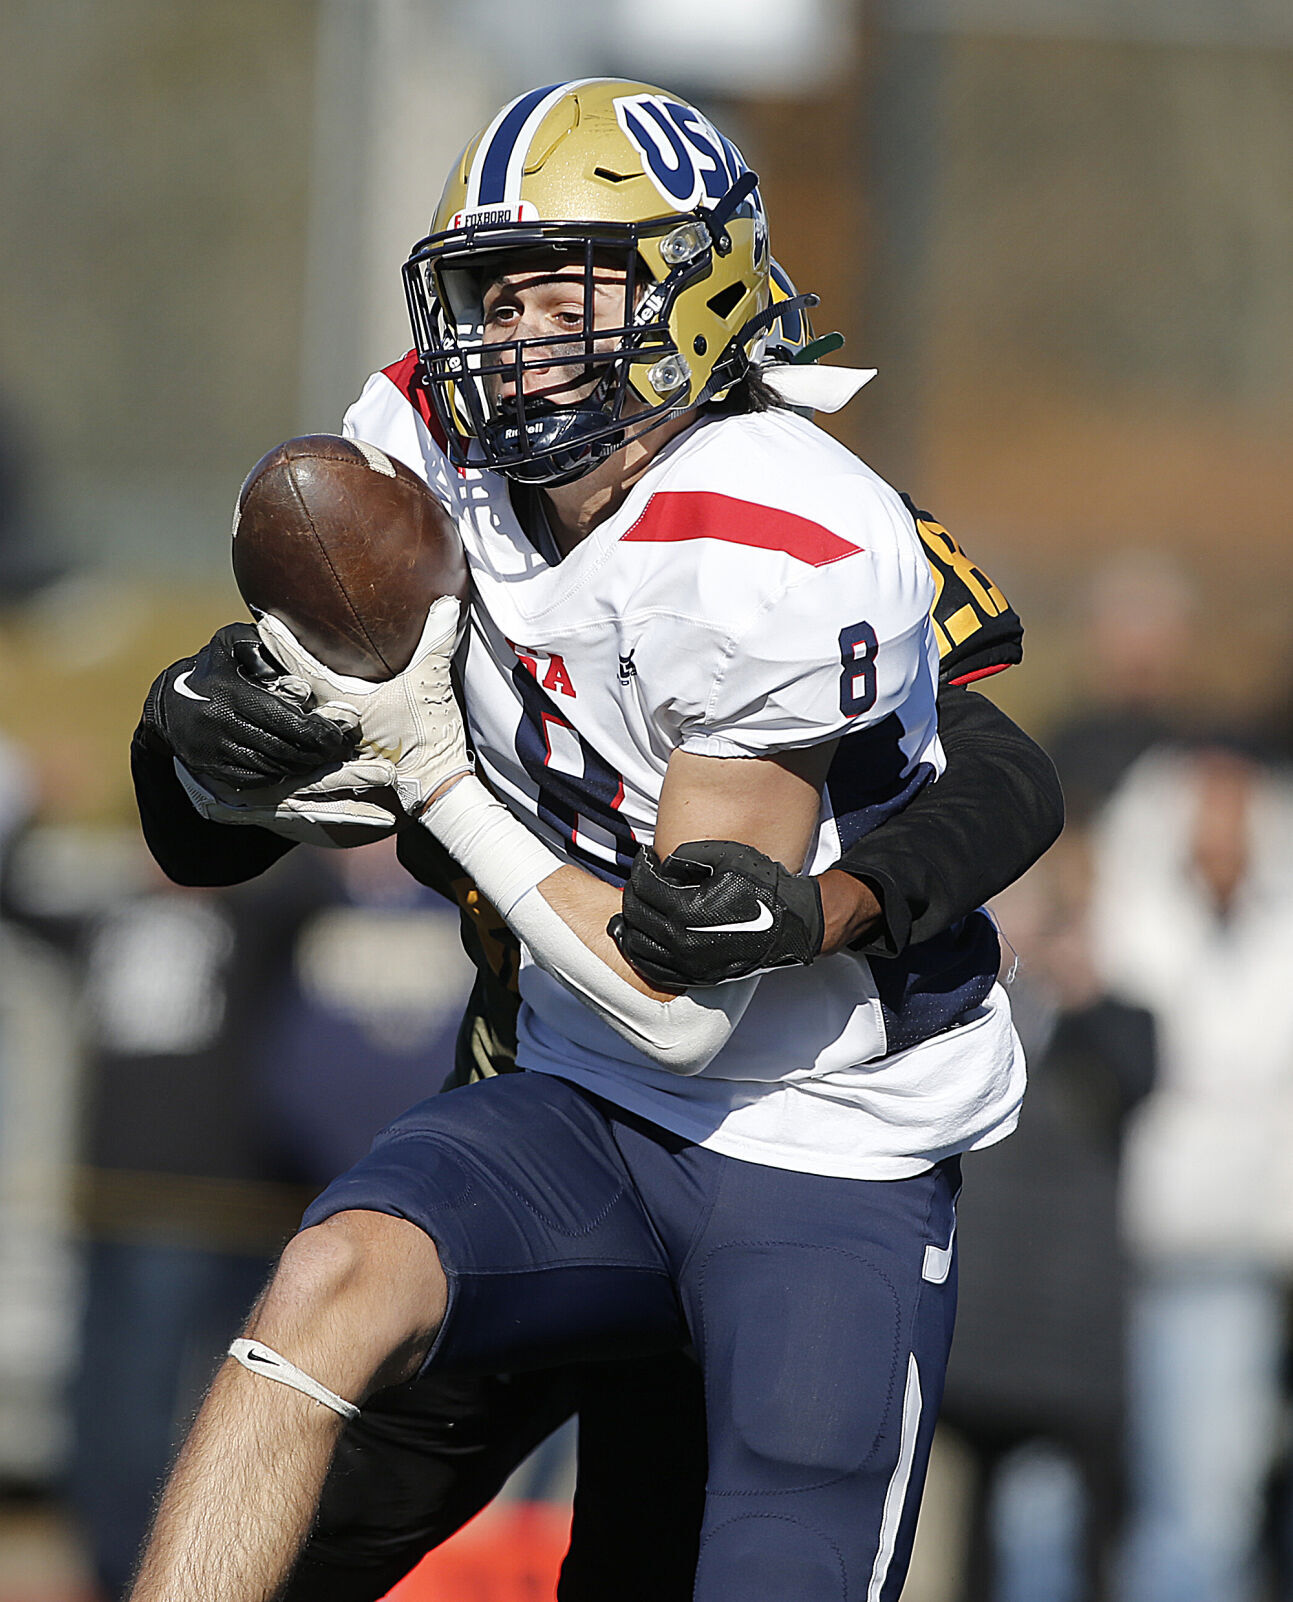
[627,217,770,413]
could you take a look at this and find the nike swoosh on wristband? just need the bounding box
[687,902,774,935]
[173,669,211,702]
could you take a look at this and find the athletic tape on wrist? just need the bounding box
[422,774,562,917]
[229,1338,360,1420]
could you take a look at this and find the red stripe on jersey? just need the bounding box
[621,491,861,567]
[946,663,1010,687]
[380,350,449,454]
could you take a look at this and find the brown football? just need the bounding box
[231,434,468,681]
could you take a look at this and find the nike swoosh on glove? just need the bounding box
[255,596,471,818]
[141,622,358,790]
[609,839,824,992]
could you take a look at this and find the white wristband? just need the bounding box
[421,774,562,917]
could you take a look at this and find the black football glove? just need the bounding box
[140,622,357,792]
[609,839,824,993]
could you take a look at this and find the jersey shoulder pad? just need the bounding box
[342,356,459,510]
[651,412,908,576]
[902,493,1023,684]
[378,351,450,454]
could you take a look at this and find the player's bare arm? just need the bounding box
[536,742,834,998]
[615,688,1064,991]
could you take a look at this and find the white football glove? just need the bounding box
[174,742,402,848]
[255,597,471,817]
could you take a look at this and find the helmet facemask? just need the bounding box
[402,170,766,487]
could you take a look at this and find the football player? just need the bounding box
[128,80,1061,1602]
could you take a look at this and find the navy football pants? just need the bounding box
[303,1071,960,1602]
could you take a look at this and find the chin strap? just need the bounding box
[229,1338,360,1420]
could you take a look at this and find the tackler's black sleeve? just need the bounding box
[131,721,296,887]
[839,685,1064,958]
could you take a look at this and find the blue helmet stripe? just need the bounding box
[476,82,564,206]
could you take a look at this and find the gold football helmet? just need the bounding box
[402,79,771,485]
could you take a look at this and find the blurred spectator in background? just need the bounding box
[0,734,77,1495]
[1045,551,1196,826]
[256,839,474,1189]
[1090,740,1293,1602]
[1262,659,1293,775]
[939,844,1155,1602]
[0,734,33,849]
[4,832,472,1599]
[0,406,80,1491]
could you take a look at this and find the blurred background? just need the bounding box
[0,1,1290,1598]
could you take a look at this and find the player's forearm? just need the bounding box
[420,775,754,1071]
[818,869,883,954]
[423,773,684,1001]
[536,865,675,1001]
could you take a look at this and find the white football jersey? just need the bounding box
[343,357,1023,1178]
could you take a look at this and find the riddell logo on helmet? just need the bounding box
[451,201,540,229]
